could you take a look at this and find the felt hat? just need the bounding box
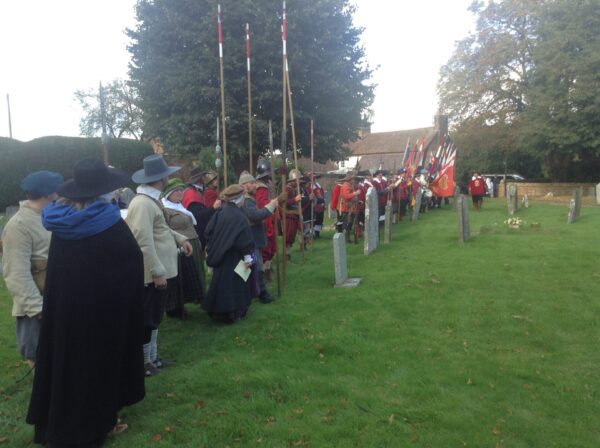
[220,184,245,202]
[188,166,205,184]
[132,155,180,184]
[163,178,185,197]
[21,170,64,196]
[238,171,256,185]
[58,158,129,200]
[203,171,219,187]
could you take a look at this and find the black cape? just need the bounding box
[27,220,145,446]
[203,203,254,318]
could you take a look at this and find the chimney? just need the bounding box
[434,113,448,139]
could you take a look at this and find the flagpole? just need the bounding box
[281,1,288,282]
[268,120,282,297]
[218,4,228,187]
[246,23,253,174]
[285,60,305,262]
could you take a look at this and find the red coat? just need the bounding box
[337,182,356,213]
[330,183,341,211]
[204,188,219,208]
[469,176,487,196]
[256,183,276,262]
[182,186,204,208]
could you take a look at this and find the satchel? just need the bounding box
[31,258,48,294]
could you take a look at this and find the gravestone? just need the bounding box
[457,194,470,243]
[567,187,582,224]
[333,233,361,288]
[596,183,600,205]
[364,187,379,255]
[453,185,460,211]
[5,205,18,221]
[507,184,518,215]
[383,201,393,244]
[521,194,529,209]
[412,189,422,221]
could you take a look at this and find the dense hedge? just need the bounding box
[0,136,153,209]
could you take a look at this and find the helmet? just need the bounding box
[256,157,272,180]
[202,170,219,187]
[288,169,302,181]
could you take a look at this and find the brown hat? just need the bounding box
[238,171,256,185]
[342,172,356,182]
[220,184,245,202]
[203,171,219,187]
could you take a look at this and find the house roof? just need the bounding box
[347,127,437,156]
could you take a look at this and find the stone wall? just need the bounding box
[498,181,597,197]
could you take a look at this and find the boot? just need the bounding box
[314,231,320,239]
[258,271,274,303]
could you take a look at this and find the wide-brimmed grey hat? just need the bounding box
[132,155,180,184]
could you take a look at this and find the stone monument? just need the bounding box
[333,233,361,288]
[567,187,582,224]
[507,184,518,215]
[457,194,470,243]
[364,187,379,255]
[383,201,393,244]
[596,183,600,206]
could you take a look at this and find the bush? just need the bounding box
[0,136,153,209]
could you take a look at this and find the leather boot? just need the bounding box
[258,271,274,303]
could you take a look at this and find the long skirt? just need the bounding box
[285,215,299,247]
[166,239,204,319]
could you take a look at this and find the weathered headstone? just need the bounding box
[567,187,582,224]
[453,185,460,211]
[457,194,470,243]
[412,190,422,221]
[521,194,529,209]
[5,205,18,221]
[364,187,379,255]
[333,233,361,288]
[596,183,600,205]
[383,201,393,244]
[507,184,518,215]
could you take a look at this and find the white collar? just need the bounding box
[161,198,197,225]
[136,184,162,201]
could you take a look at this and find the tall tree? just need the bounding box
[74,79,144,140]
[127,0,374,168]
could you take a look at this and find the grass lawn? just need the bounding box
[1,198,599,447]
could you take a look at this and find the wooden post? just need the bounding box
[217,4,228,186]
[246,23,253,174]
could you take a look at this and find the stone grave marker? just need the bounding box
[507,184,518,215]
[457,194,470,243]
[383,201,393,244]
[453,185,460,211]
[567,187,582,224]
[364,187,379,255]
[521,194,529,209]
[596,183,600,205]
[333,233,361,288]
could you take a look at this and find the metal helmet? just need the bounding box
[256,157,272,180]
[288,168,302,181]
[203,170,219,187]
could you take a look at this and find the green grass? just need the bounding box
[1,199,599,447]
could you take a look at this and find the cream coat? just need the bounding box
[1,202,49,317]
[126,193,187,284]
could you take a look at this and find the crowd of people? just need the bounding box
[1,152,481,446]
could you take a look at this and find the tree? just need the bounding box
[74,79,144,140]
[521,0,600,181]
[127,0,374,169]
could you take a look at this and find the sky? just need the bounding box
[0,0,475,142]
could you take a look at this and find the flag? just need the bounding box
[430,163,455,197]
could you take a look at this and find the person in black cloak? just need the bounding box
[203,184,255,323]
[26,158,145,447]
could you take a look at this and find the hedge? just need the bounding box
[0,136,153,209]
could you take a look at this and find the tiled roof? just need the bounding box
[347,127,438,156]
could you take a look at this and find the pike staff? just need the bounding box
[268,121,282,297]
[285,61,305,261]
[310,119,315,255]
[281,1,288,285]
[246,23,253,174]
[217,4,228,186]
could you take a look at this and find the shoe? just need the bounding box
[259,290,274,303]
[154,357,176,368]
[108,422,128,437]
[144,362,160,377]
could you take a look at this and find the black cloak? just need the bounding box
[203,203,254,319]
[27,220,145,446]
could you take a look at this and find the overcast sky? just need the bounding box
[0,0,475,142]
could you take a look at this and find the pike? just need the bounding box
[246,23,253,174]
[310,119,315,255]
[285,63,305,261]
[281,1,288,286]
[217,4,229,186]
[268,120,282,297]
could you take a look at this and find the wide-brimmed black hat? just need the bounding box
[58,158,129,200]
[132,155,181,184]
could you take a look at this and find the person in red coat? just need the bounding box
[202,171,220,208]
[468,171,488,211]
[255,159,277,281]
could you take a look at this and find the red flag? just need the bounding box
[430,163,455,197]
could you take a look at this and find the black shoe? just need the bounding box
[259,290,274,303]
[154,357,176,368]
[144,362,160,377]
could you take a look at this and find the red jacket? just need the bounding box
[469,176,487,196]
[330,183,341,211]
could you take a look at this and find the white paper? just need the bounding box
[234,259,251,282]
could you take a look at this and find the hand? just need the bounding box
[295,194,302,202]
[213,199,222,209]
[309,193,316,200]
[153,276,167,289]
[353,191,360,196]
[181,241,193,257]
[269,198,279,208]
[244,262,252,269]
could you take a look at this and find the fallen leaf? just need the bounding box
[165,393,175,398]
[467,378,473,385]
[165,426,173,433]
[152,433,162,442]
[196,400,205,409]
[388,414,395,424]
[430,277,441,284]
[492,427,501,436]
[243,390,251,398]
[0,437,8,444]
